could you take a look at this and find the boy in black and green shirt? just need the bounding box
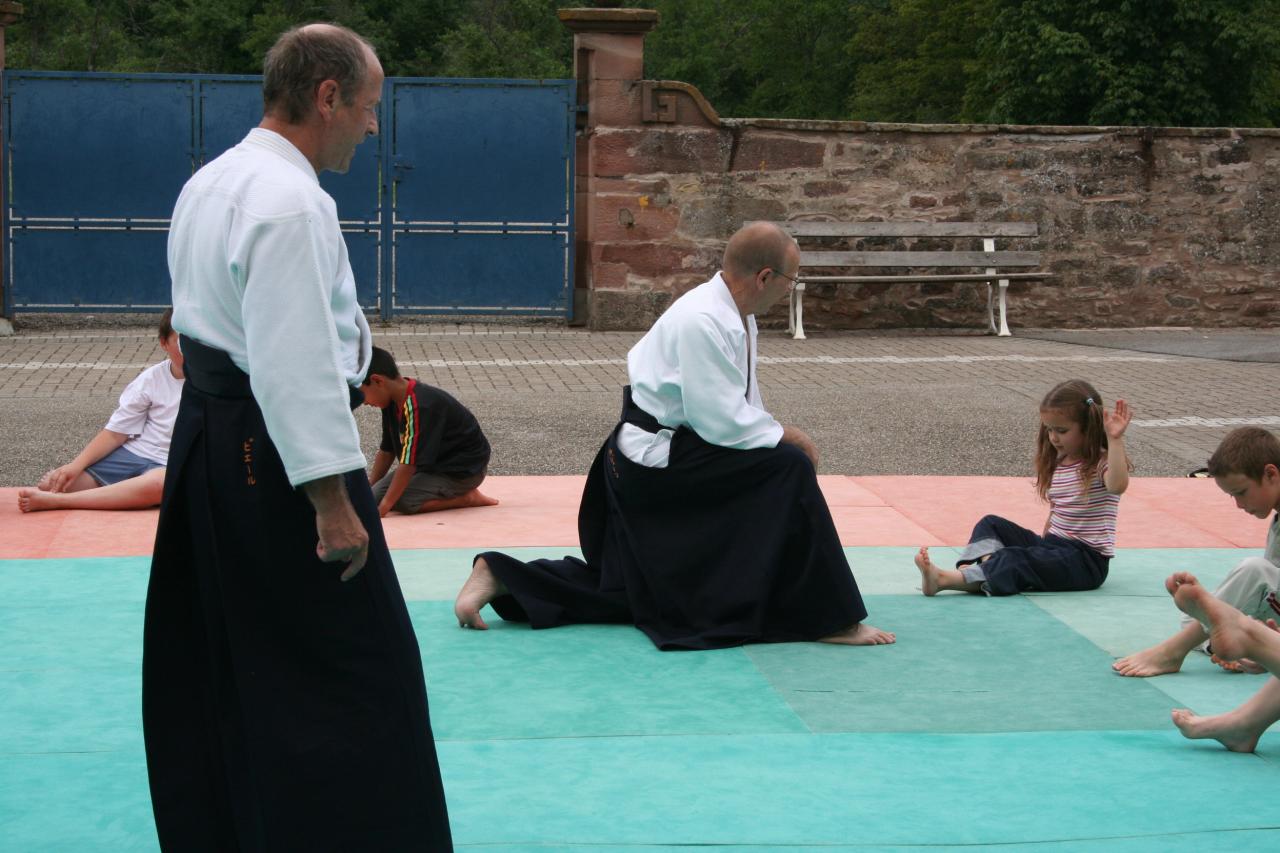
[360,346,496,516]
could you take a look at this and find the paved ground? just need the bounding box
[2,323,1278,488]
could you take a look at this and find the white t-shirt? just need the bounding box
[104,359,184,465]
[617,272,784,468]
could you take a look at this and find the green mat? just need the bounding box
[6,549,1280,850]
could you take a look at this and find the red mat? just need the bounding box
[0,476,1266,559]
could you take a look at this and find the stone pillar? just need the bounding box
[0,1,23,330]
[558,7,658,327]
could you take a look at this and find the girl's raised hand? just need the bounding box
[1104,398,1132,439]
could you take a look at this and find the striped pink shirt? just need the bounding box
[1046,458,1119,556]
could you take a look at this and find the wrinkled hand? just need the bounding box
[1104,398,1132,441]
[40,464,83,493]
[304,476,370,581]
[315,502,369,581]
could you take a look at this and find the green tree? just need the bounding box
[434,0,571,79]
[7,0,140,71]
[968,0,1280,126]
[642,0,863,120]
[846,0,995,123]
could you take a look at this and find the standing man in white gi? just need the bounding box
[144,23,452,849]
[456,221,894,651]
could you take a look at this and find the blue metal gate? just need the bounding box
[2,71,574,318]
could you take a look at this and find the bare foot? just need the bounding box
[819,622,896,645]
[913,546,941,596]
[453,556,508,630]
[417,489,501,514]
[1171,707,1262,753]
[1113,641,1186,677]
[1172,577,1253,662]
[17,488,58,513]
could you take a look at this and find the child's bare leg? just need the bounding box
[819,623,896,645]
[454,556,509,630]
[1172,675,1280,753]
[1113,621,1208,677]
[1170,573,1280,672]
[413,488,500,514]
[19,468,164,513]
[913,546,982,596]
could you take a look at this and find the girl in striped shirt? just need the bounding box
[914,379,1132,596]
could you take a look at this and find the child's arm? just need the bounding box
[377,462,417,517]
[1103,398,1132,494]
[369,450,394,486]
[45,429,129,492]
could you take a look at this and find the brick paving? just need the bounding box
[2,324,1278,486]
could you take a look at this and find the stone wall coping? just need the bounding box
[721,116,1280,138]
[647,80,721,125]
[558,7,659,34]
[0,1,23,26]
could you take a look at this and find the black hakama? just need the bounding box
[479,388,869,650]
[142,338,452,851]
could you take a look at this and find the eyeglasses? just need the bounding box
[767,268,800,289]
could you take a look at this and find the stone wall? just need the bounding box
[563,9,1280,332]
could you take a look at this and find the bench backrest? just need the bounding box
[776,221,1040,269]
[781,222,1037,238]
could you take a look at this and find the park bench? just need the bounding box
[774,221,1050,339]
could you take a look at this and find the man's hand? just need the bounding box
[780,425,819,468]
[303,475,369,581]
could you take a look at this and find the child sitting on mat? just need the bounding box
[1114,427,1280,677]
[359,345,497,517]
[913,378,1132,596]
[18,308,183,513]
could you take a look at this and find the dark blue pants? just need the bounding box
[957,514,1109,596]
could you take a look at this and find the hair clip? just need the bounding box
[1084,397,1095,406]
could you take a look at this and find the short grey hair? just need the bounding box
[262,23,374,124]
[723,221,797,279]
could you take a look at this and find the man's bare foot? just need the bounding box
[914,547,941,596]
[17,488,58,513]
[1113,641,1186,677]
[1171,707,1262,753]
[1172,578,1253,662]
[453,556,508,630]
[819,622,896,645]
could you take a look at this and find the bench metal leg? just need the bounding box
[996,279,1011,336]
[790,283,806,340]
[983,242,1013,337]
[985,279,997,334]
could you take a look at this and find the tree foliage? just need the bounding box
[6,0,1279,126]
[969,0,1280,126]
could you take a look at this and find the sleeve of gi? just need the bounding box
[238,210,367,486]
[674,311,784,450]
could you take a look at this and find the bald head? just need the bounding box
[262,23,376,124]
[722,222,797,282]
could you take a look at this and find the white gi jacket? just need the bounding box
[168,128,371,486]
[619,272,784,468]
